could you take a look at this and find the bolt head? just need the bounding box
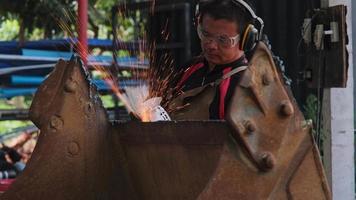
[64,79,77,93]
[245,120,257,133]
[259,152,275,171]
[280,101,294,116]
[67,142,80,156]
[262,74,273,85]
[50,115,63,131]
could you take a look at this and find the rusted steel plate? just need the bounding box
[112,121,228,200]
[222,42,331,199]
[1,56,136,200]
[115,121,227,145]
[1,43,331,199]
[0,56,230,200]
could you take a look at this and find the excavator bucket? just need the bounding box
[1,43,331,199]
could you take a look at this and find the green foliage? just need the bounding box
[0,98,31,109]
[0,121,33,135]
[29,28,45,40]
[94,0,117,11]
[100,95,115,108]
[303,94,324,152]
[0,0,78,40]
[303,94,318,126]
[116,17,136,41]
[0,0,133,41]
[0,19,19,40]
[0,99,18,109]
[117,50,131,57]
[0,98,33,135]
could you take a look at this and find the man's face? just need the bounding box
[199,14,244,66]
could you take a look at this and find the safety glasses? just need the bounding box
[197,25,240,48]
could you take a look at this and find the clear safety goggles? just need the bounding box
[197,25,240,48]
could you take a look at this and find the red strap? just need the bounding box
[219,67,232,119]
[176,62,204,90]
[177,63,232,119]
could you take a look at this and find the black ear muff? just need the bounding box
[240,24,259,52]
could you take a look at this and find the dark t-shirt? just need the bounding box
[175,55,248,119]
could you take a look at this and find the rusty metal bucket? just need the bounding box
[1,47,331,199]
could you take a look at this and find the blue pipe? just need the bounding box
[4,76,146,98]
[11,76,44,85]
[11,75,145,87]
[0,88,38,98]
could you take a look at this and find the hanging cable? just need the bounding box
[315,32,325,148]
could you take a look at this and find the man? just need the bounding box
[168,0,255,120]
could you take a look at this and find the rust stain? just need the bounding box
[1,44,331,199]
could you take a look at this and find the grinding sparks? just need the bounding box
[53,0,180,121]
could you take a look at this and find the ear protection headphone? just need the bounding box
[195,0,264,52]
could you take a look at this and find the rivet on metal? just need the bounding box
[50,115,63,131]
[258,152,275,171]
[245,120,257,133]
[64,78,77,93]
[280,101,294,116]
[67,142,80,156]
[79,97,85,105]
[262,74,272,86]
